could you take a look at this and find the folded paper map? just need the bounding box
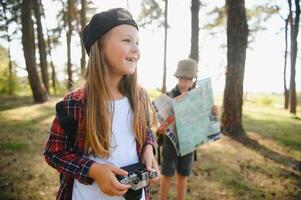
[152,78,221,156]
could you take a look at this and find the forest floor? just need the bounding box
[0,94,300,200]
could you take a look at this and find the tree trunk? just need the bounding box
[80,0,86,74]
[161,0,168,93]
[284,15,290,109]
[189,0,200,62]
[289,0,300,114]
[222,0,248,136]
[33,0,49,93]
[66,0,73,90]
[21,0,48,103]
[40,2,57,94]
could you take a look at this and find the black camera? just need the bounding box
[117,162,157,190]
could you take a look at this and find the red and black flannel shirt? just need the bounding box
[44,88,156,200]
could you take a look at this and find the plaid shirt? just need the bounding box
[44,88,156,200]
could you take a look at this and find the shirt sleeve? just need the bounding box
[143,126,157,156]
[43,92,95,185]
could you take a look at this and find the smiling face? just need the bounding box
[101,24,140,80]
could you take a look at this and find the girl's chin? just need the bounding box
[127,69,136,75]
[127,65,137,72]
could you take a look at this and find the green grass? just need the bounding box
[0,142,28,151]
[0,94,300,200]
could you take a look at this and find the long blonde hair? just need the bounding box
[84,40,156,158]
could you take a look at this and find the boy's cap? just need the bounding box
[174,58,198,79]
[82,8,138,55]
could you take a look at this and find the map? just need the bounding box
[152,78,221,156]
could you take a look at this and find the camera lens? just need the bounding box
[149,170,157,179]
[120,177,129,184]
[132,176,139,184]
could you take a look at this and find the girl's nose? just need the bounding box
[131,43,139,53]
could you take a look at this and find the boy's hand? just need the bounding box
[211,105,218,116]
[141,144,161,185]
[157,124,167,134]
[157,115,175,135]
[88,163,131,196]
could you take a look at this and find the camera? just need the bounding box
[117,163,158,190]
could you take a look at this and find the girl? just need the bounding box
[44,8,160,200]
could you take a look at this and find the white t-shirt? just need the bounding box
[72,97,145,200]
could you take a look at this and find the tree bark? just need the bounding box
[284,15,290,109]
[40,2,57,94]
[189,0,200,62]
[289,0,300,114]
[66,0,73,90]
[161,0,168,93]
[222,0,248,136]
[33,0,49,93]
[21,0,48,103]
[80,0,86,74]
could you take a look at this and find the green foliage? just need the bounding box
[0,45,18,95]
[257,95,274,106]
[203,6,226,30]
[244,93,284,107]
[137,0,165,28]
[147,88,162,100]
[247,4,279,43]
[204,2,279,44]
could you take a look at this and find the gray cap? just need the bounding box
[174,58,198,79]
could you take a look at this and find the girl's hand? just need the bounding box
[88,163,131,196]
[141,144,161,185]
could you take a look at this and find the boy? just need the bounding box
[158,58,217,200]
[158,58,197,200]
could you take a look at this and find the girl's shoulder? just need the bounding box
[60,88,86,114]
[63,88,86,103]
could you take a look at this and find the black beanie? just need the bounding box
[82,8,138,55]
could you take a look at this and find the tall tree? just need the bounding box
[40,2,58,94]
[161,0,168,93]
[189,0,200,62]
[284,14,290,109]
[288,0,300,114]
[55,0,79,90]
[66,0,74,90]
[33,0,49,93]
[21,0,47,102]
[222,0,248,135]
[80,0,86,74]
